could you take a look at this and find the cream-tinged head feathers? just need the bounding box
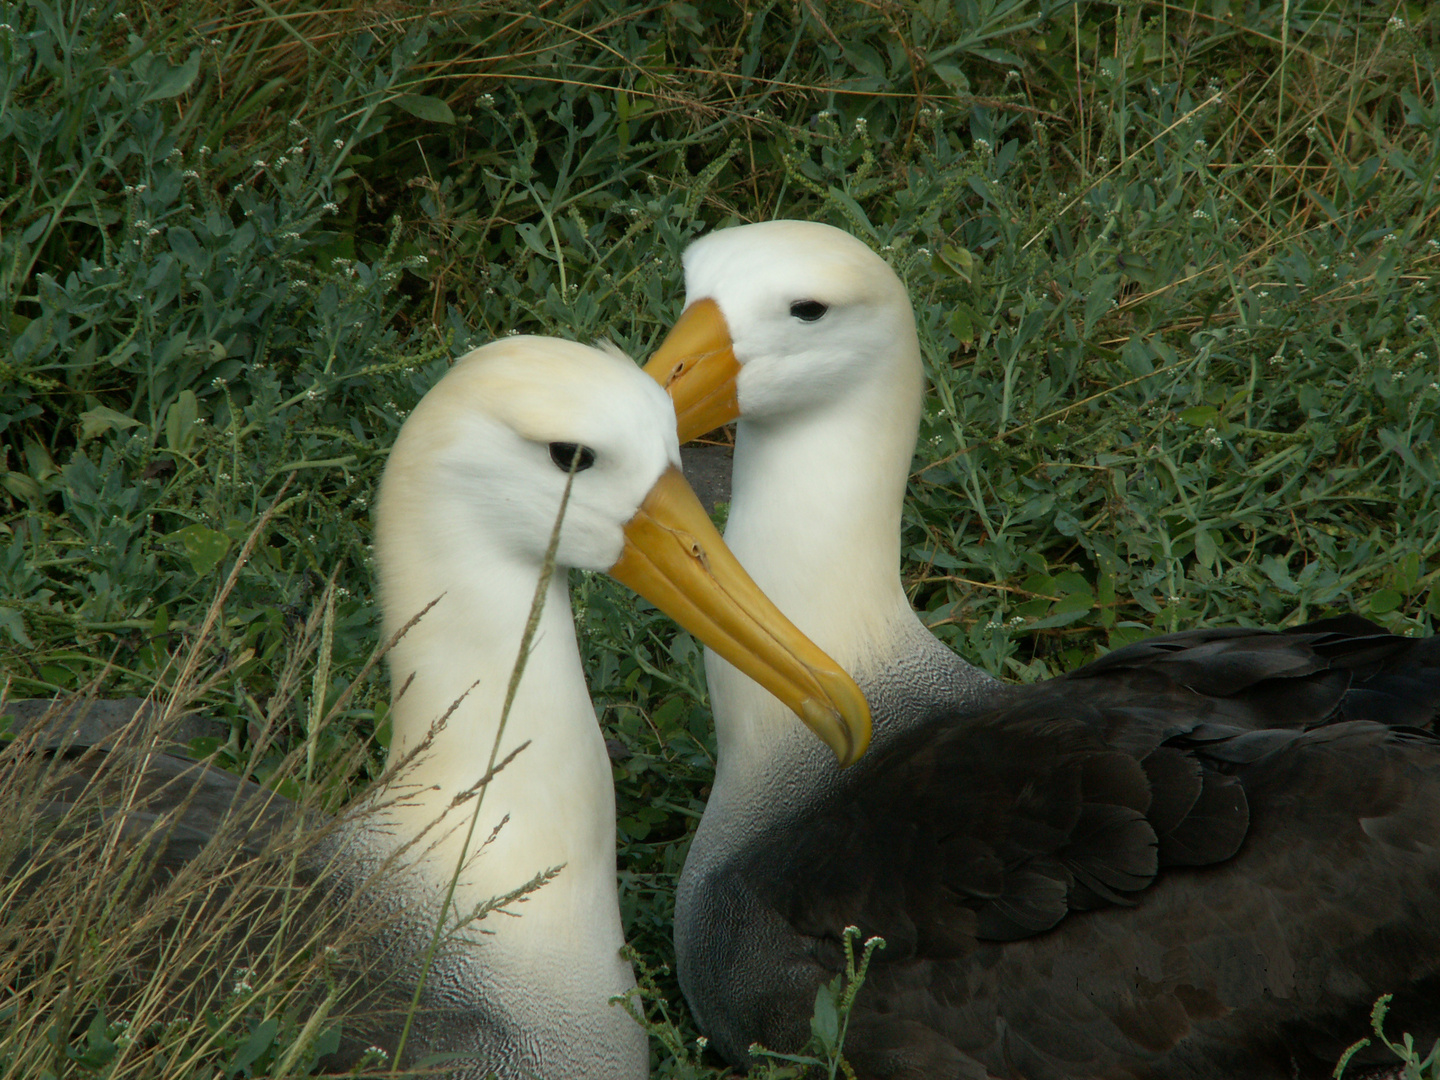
[681,220,918,424]
[379,336,679,589]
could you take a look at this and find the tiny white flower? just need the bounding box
[1192,208,1209,220]
[322,201,339,213]
[1261,147,1277,160]
[252,158,267,168]
[133,218,149,230]
[480,93,495,107]
[1193,138,1206,150]
[1388,15,1405,30]
[333,138,345,149]
[183,169,200,179]
[1383,232,1398,243]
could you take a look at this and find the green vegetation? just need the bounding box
[2,0,1437,1074]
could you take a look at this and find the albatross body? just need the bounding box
[645,220,1440,1079]
[19,335,870,1080]
[345,333,868,1077]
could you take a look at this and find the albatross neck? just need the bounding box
[708,343,930,785]
[380,560,616,910]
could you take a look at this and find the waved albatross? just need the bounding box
[18,334,870,1080]
[644,219,1440,1080]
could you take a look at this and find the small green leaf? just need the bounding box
[931,60,970,92]
[1368,588,1402,615]
[1031,592,1094,628]
[948,304,975,344]
[79,406,143,442]
[1194,528,1218,571]
[0,607,34,648]
[1180,406,1219,427]
[2,471,41,500]
[172,524,232,576]
[810,979,840,1050]
[226,1016,277,1077]
[939,244,974,281]
[395,93,455,124]
[144,49,201,101]
[165,390,200,454]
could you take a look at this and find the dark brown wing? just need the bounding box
[724,620,1440,1079]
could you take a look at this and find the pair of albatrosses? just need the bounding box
[646,220,1440,1080]
[49,222,1440,1080]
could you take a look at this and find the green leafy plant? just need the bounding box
[1334,994,1440,1080]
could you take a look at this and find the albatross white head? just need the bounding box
[644,221,971,781]
[367,335,869,1077]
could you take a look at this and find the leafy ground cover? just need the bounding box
[1,0,1437,1074]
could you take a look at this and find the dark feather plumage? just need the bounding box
[691,619,1440,1079]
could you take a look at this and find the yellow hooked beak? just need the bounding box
[643,299,741,444]
[609,467,871,767]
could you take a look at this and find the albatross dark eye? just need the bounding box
[548,442,596,473]
[789,299,829,322]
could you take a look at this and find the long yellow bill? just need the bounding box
[643,298,741,444]
[609,466,871,767]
